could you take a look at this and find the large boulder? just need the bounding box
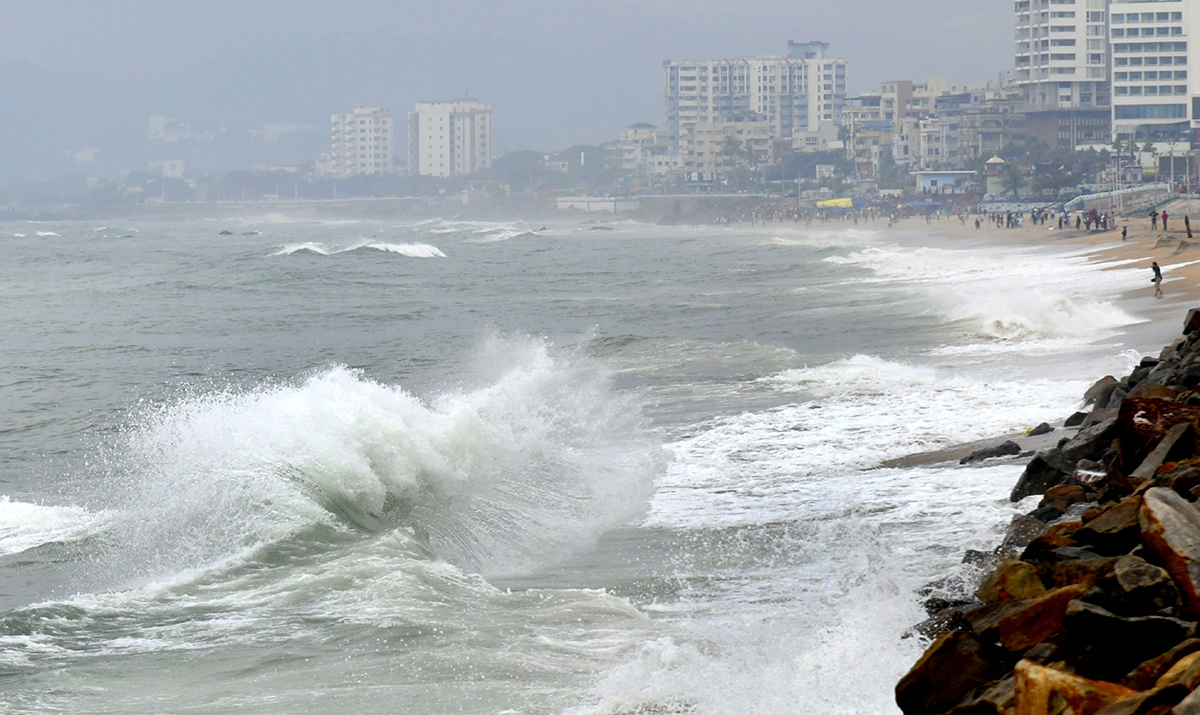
[1085,376,1121,408]
[977,560,1047,604]
[1091,685,1190,715]
[895,630,1005,715]
[1012,659,1135,715]
[1117,401,1200,472]
[1184,308,1200,336]
[1130,423,1195,483]
[1063,600,1197,682]
[1140,488,1200,612]
[1011,417,1120,502]
[961,440,1023,465]
[1048,554,1119,590]
[1175,686,1200,714]
[969,584,1089,652]
[1075,495,1146,556]
[1012,454,1074,503]
[1108,555,1183,616]
[1122,638,1200,691]
[1040,484,1091,512]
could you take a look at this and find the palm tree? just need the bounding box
[720,135,750,171]
[999,162,1026,199]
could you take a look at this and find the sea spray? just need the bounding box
[86,338,661,588]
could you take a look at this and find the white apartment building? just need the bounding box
[1014,0,1111,110]
[330,106,395,177]
[1109,1,1197,143]
[663,41,847,148]
[679,120,771,178]
[407,100,493,178]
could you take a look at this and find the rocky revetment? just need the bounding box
[897,308,1200,715]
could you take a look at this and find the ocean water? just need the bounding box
[0,215,1165,713]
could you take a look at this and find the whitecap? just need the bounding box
[0,496,109,555]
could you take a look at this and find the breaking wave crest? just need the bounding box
[93,339,663,584]
[825,245,1143,342]
[272,242,445,257]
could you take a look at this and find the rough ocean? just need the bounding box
[0,216,1159,713]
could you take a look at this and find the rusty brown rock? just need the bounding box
[1140,487,1200,612]
[1013,659,1135,715]
[895,630,1005,715]
[1041,484,1091,513]
[1022,522,1083,557]
[945,676,1015,714]
[1049,555,1119,590]
[1132,424,1195,482]
[969,584,1089,652]
[1156,652,1200,690]
[1076,495,1146,555]
[1117,400,1200,471]
[1123,639,1200,691]
[1129,383,1181,401]
[978,560,1048,604]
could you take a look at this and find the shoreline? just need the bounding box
[882,199,1200,470]
[893,204,1200,712]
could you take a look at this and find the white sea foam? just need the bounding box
[767,227,884,250]
[0,497,108,555]
[96,339,661,582]
[826,244,1144,342]
[649,354,1086,528]
[272,241,445,257]
[463,228,536,243]
[35,231,60,237]
[361,242,445,257]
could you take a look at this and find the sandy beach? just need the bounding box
[971,199,1200,305]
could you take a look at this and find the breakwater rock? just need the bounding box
[897,308,1200,715]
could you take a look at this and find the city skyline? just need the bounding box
[0,0,1011,181]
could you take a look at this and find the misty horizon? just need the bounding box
[1,1,1011,181]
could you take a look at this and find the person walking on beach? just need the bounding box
[1151,209,1159,230]
[1164,211,1170,231]
[1122,226,1127,240]
[1153,261,1164,298]
[1187,215,1193,239]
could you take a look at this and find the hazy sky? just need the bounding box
[0,1,1012,180]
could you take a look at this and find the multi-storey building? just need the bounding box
[407,100,493,178]
[330,106,395,177]
[679,120,771,179]
[1109,1,1196,144]
[663,41,847,149]
[1014,0,1112,149]
[1014,0,1110,109]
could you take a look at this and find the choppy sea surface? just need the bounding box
[0,215,1166,713]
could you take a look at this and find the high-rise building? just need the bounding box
[1014,0,1112,148]
[1109,0,1196,144]
[407,100,493,178]
[1014,0,1111,110]
[330,106,395,177]
[663,41,847,149]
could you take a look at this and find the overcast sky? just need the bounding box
[0,1,1013,180]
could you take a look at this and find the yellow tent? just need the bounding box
[816,198,853,208]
